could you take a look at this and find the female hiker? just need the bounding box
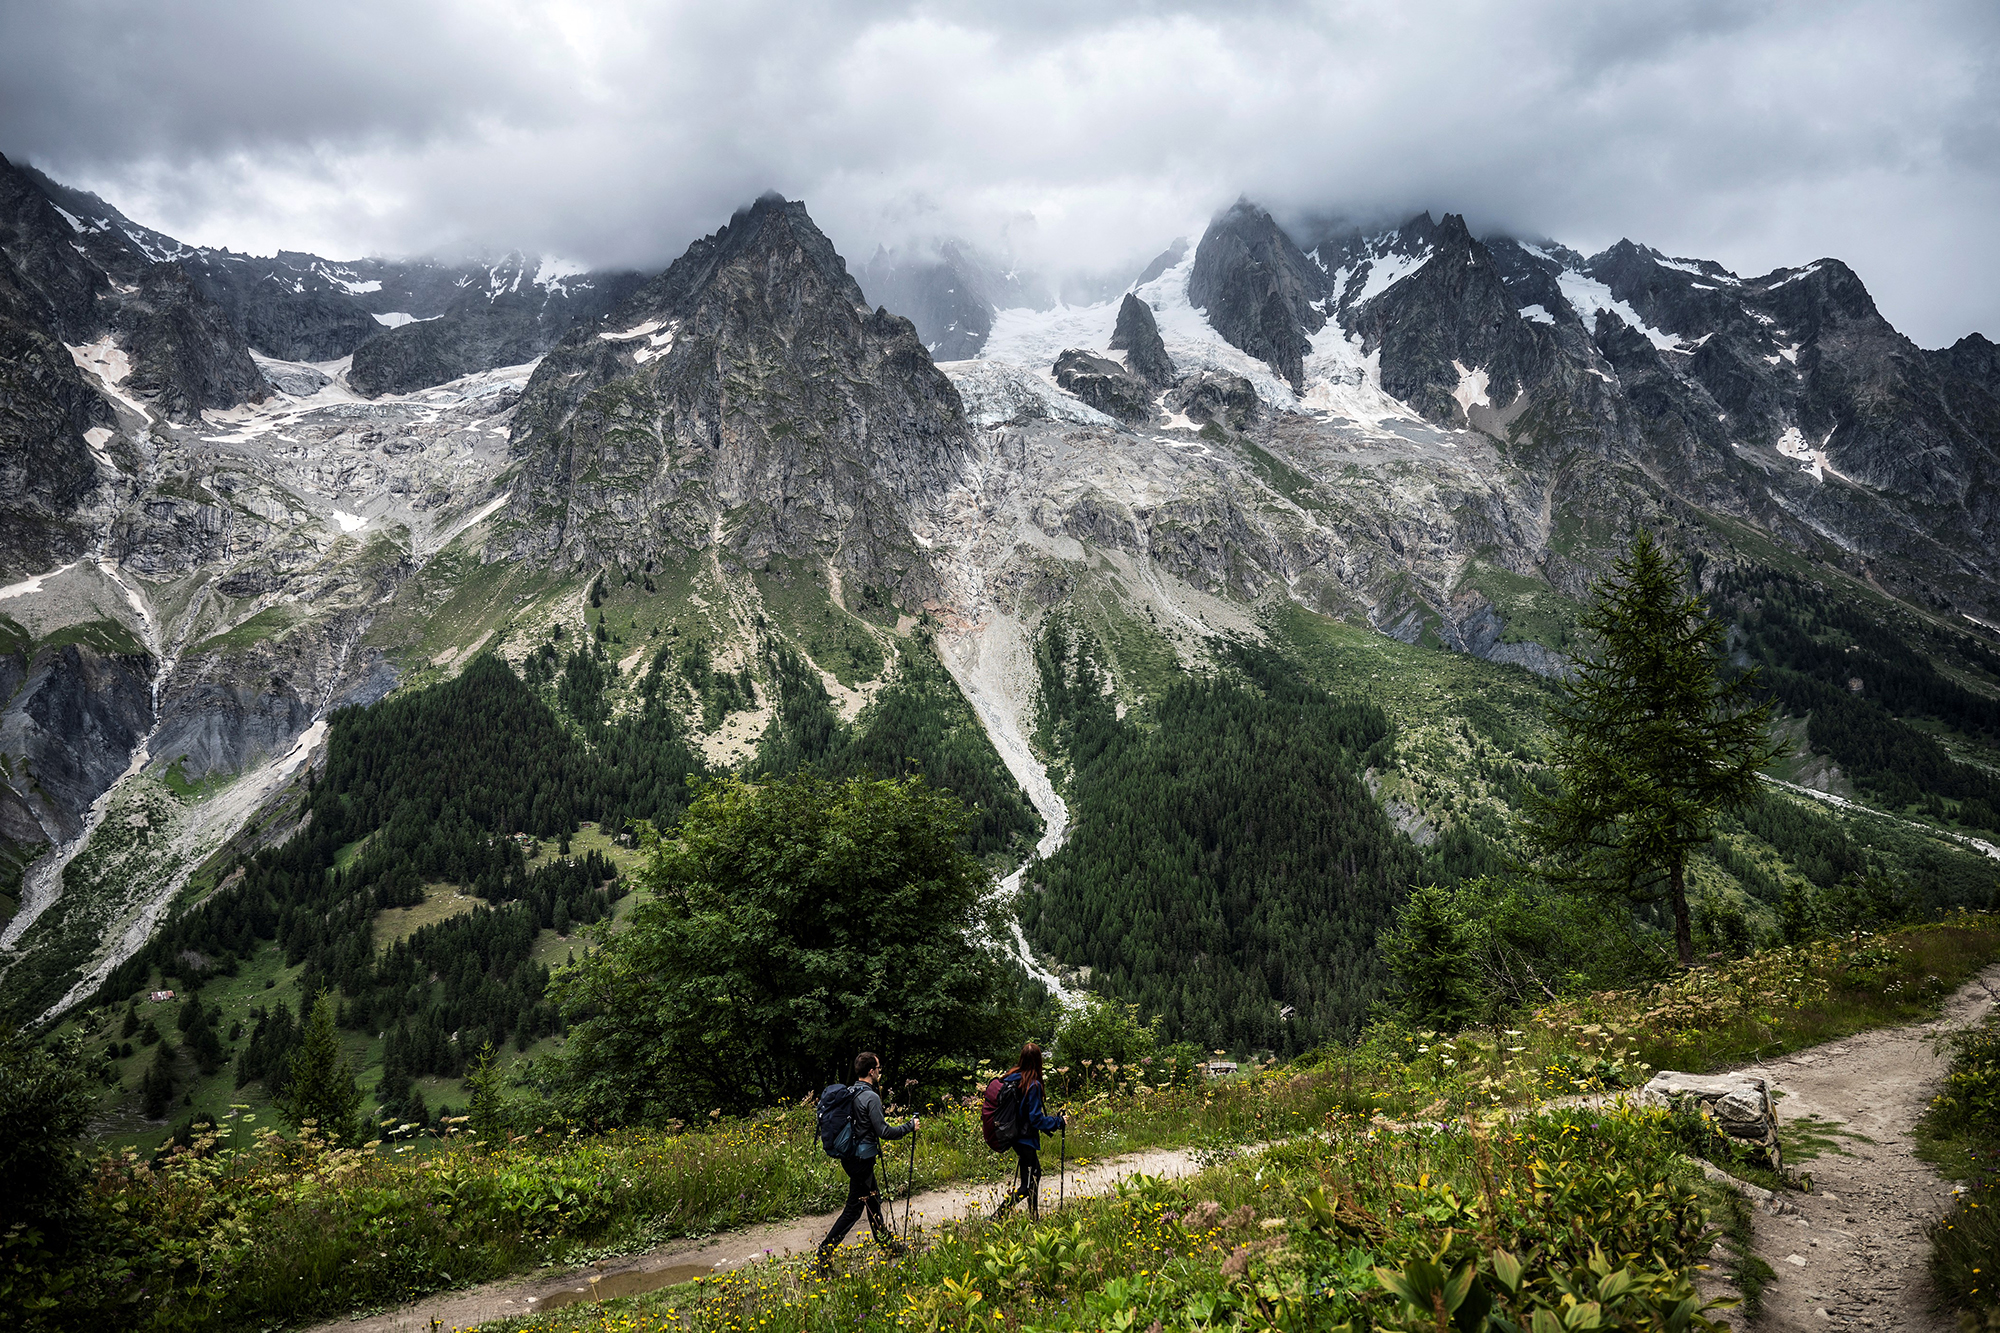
[992,1042,1065,1220]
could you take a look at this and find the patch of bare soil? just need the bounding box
[1722,963,2000,1330]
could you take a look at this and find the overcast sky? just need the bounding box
[3,1,1995,345]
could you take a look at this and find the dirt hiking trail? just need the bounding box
[1722,962,2000,1331]
[306,1144,1217,1333]
[307,965,2000,1333]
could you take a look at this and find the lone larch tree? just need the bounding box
[1525,531,1774,967]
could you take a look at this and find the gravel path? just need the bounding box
[302,1144,1218,1333]
[1721,963,2000,1330]
[302,964,2000,1333]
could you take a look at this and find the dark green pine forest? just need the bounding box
[1018,622,1484,1056]
[66,559,2000,1132]
[1717,567,2000,829]
[95,629,1041,1127]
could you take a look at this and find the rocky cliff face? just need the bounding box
[24,162,644,387]
[1170,201,2000,621]
[0,153,269,433]
[1109,293,1175,388]
[114,262,270,422]
[1187,201,1330,391]
[347,257,644,396]
[498,193,974,604]
[0,643,154,847]
[0,252,108,575]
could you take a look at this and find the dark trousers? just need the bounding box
[818,1154,894,1251]
[998,1144,1042,1216]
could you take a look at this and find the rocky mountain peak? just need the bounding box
[498,194,970,600]
[1188,199,1329,391]
[1109,291,1175,388]
[640,191,866,321]
[0,152,111,343]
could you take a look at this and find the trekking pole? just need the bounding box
[1058,1123,1066,1213]
[903,1126,916,1240]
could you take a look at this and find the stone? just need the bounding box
[1053,348,1154,422]
[1641,1070,1783,1169]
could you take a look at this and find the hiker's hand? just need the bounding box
[909,1117,921,1132]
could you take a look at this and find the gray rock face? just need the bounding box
[1054,348,1154,422]
[1187,200,1330,391]
[348,257,645,396]
[0,157,111,343]
[1336,214,1560,428]
[0,253,108,577]
[1169,371,1260,431]
[500,192,974,605]
[0,644,154,846]
[115,262,269,422]
[147,676,311,784]
[1109,293,1175,388]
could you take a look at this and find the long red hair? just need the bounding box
[1011,1042,1045,1091]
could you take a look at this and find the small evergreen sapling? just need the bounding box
[276,994,364,1145]
[1380,882,1480,1029]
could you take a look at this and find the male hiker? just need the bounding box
[815,1051,918,1268]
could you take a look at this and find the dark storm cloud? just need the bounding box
[3,0,1996,345]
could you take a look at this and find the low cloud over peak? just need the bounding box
[3,0,1995,345]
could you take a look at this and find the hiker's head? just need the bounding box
[854,1052,881,1083]
[1015,1042,1044,1087]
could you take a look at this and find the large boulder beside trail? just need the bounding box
[1640,1071,1783,1169]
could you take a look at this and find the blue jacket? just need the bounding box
[1002,1070,1064,1149]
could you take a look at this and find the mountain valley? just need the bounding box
[0,154,1996,1141]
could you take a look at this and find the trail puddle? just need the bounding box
[531,1263,712,1313]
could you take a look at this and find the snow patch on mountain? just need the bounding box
[533,256,590,295]
[1452,361,1491,417]
[964,249,1423,433]
[1338,242,1434,308]
[1518,304,1556,325]
[1774,425,1845,483]
[938,359,1117,428]
[1524,246,1684,350]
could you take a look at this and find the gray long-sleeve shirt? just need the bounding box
[850,1081,913,1159]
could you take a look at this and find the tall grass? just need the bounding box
[44,915,1999,1331]
[1543,915,2000,1074]
[1923,1018,2000,1323]
[489,1107,1726,1333]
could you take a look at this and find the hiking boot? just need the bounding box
[811,1247,835,1279]
[992,1193,1018,1219]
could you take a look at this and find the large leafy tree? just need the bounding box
[1525,532,1773,967]
[545,771,1010,1122]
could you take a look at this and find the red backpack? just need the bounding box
[980,1074,1023,1152]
